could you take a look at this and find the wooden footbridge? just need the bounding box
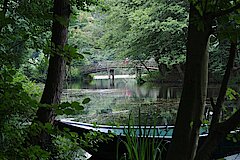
[79,60,159,78]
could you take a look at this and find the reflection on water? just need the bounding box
[62,78,238,125]
[65,78,222,99]
[66,78,183,99]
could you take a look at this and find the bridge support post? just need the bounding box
[136,67,142,79]
[108,69,114,80]
[110,79,114,87]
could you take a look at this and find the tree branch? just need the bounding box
[210,97,216,111]
[2,0,9,15]
[232,66,240,72]
[211,3,240,18]
[195,41,238,160]
[0,0,9,32]
[214,0,219,12]
[210,42,237,127]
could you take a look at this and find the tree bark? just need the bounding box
[210,42,237,127]
[36,0,70,123]
[195,42,237,160]
[166,4,212,160]
[175,64,184,80]
[2,0,8,15]
[0,0,9,31]
[32,0,70,152]
[194,106,240,160]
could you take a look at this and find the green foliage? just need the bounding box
[0,0,113,159]
[0,0,52,68]
[143,71,166,82]
[208,39,228,76]
[56,101,85,115]
[0,67,41,159]
[68,66,81,80]
[226,88,240,101]
[0,67,39,123]
[117,113,167,160]
[24,145,51,160]
[68,10,111,64]
[70,0,100,11]
[82,130,114,150]
[0,66,109,160]
[13,70,42,99]
[226,132,240,143]
[21,52,49,82]
[100,0,188,67]
[54,135,83,160]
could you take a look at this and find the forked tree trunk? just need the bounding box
[166,5,212,160]
[195,42,237,160]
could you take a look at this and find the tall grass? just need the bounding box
[116,110,169,160]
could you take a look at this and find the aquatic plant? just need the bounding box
[116,110,168,160]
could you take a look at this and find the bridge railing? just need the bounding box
[79,60,159,74]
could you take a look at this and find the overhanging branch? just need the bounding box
[211,3,240,18]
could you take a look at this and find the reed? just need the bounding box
[116,109,168,160]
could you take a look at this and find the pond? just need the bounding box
[60,77,239,126]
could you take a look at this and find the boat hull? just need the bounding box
[55,120,240,160]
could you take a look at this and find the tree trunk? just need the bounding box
[36,0,70,123]
[195,42,237,160]
[166,5,212,160]
[194,108,240,160]
[210,42,237,127]
[175,64,184,80]
[33,0,70,152]
[0,0,9,31]
[154,52,166,77]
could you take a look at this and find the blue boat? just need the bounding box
[56,119,240,160]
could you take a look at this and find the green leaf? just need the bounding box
[82,97,91,104]
[56,109,64,115]
[233,137,237,143]
[93,122,97,128]
[63,107,75,115]
[71,101,80,108]
[82,51,91,55]
[70,132,78,138]
[44,123,52,131]
[76,105,84,111]
[63,127,70,132]
[202,120,209,125]
[226,136,231,141]
[190,121,193,128]
[59,102,71,109]
[71,101,84,110]
[78,53,84,59]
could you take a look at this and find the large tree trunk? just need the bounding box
[166,5,212,160]
[36,0,70,123]
[33,0,70,152]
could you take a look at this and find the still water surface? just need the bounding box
[61,78,237,125]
